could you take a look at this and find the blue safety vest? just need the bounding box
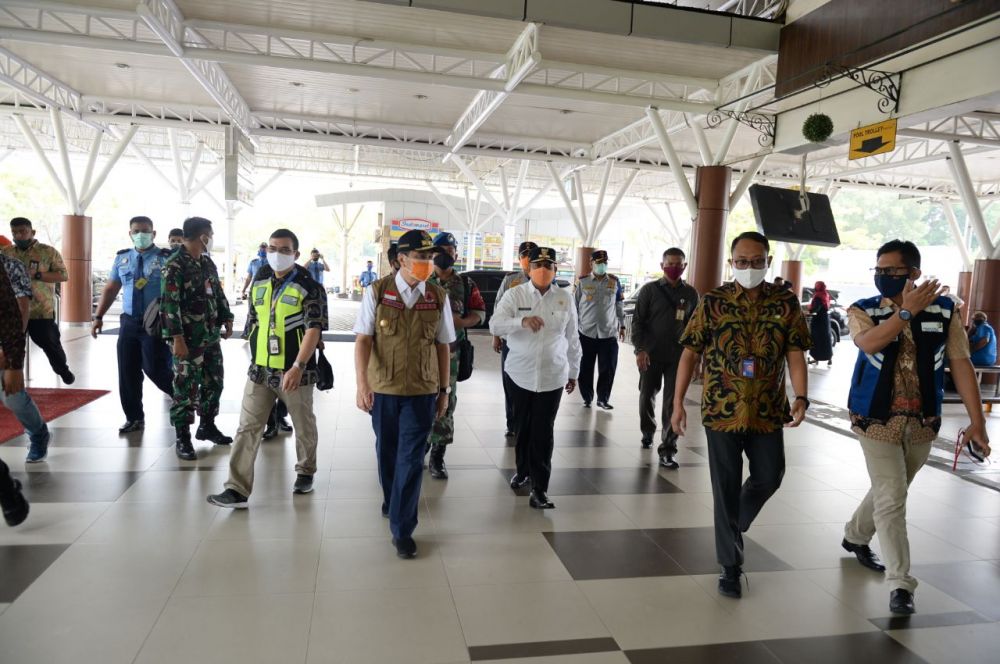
[847,295,953,423]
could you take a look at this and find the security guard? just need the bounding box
[91,216,174,434]
[208,228,328,508]
[575,249,625,409]
[353,229,455,559]
[240,242,268,299]
[427,232,486,479]
[161,216,235,460]
[490,247,581,509]
[492,240,537,437]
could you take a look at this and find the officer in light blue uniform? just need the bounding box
[91,216,174,434]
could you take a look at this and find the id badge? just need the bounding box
[741,358,755,378]
[205,279,214,296]
[134,277,148,290]
[675,309,685,321]
[268,335,281,356]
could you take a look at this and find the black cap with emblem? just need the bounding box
[518,241,538,257]
[396,229,441,254]
[529,246,557,264]
[591,249,608,263]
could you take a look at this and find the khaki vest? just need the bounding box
[368,275,447,396]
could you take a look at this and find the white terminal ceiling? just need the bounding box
[0,0,997,215]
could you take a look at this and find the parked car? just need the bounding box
[462,269,570,329]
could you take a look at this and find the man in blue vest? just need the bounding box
[842,239,990,615]
[91,216,174,434]
[208,228,328,507]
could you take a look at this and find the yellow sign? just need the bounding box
[849,119,897,160]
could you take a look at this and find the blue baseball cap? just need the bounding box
[434,232,458,248]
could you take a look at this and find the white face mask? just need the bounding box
[267,251,296,273]
[202,235,214,253]
[733,267,767,290]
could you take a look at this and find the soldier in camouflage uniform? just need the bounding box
[160,217,235,460]
[426,232,486,479]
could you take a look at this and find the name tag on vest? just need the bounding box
[414,303,437,311]
[921,321,943,333]
[381,297,404,309]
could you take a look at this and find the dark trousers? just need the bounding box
[0,458,16,499]
[706,428,785,567]
[27,318,69,375]
[501,341,514,431]
[118,314,173,421]
[510,382,563,492]
[639,360,680,456]
[267,399,288,428]
[578,335,618,404]
[372,393,436,540]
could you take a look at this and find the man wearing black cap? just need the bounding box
[575,249,625,409]
[354,229,455,559]
[490,246,581,509]
[427,232,486,479]
[492,240,538,437]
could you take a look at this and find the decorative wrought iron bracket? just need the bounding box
[816,64,901,114]
[707,109,775,147]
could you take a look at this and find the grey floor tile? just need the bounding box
[543,529,684,580]
[643,527,793,575]
[0,543,69,602]
[11,471,142,503]
[625,641,780,664]
[912,561,1000,620]
[762,631,928,664]
[579,467,684,495]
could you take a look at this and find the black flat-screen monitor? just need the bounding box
[748,184,841,247]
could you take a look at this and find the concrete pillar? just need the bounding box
[690,166,732,295]
[61,214,92,324]
[957,270,973,325]
[575,246,595,279]
[781,260,803,300]
[969,259,1000,328]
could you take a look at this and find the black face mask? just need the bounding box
[874,274,907,299]
[973,319,985,327]
[13,239,32,250]
[434,253,456,270]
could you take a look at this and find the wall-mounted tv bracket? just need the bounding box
[706,110,776,147]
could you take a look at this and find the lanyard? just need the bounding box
[268,275,296,333]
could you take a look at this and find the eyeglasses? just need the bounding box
[952,428,991,471]
[732,258,767,270]
[871,267,910,277]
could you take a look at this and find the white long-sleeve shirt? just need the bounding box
[489,281,581,393]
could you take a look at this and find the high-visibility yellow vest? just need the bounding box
[250,273,309,370]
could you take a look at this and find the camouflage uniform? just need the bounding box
[160,246,233,427]
[428,272,485,447]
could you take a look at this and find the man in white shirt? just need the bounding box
[354,229,456,559]
[489,246,581,509]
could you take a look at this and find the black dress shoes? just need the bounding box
[118,420,145,434]
[196,421,233,446]
[583,401,592,408]
[1,479,29,527]
[393,536,417,559]
[890,588,915,615]
[718,566,743,598]
[277,416,293,433]
[596,401,614,410]
[529,490,554,509]
[659,454,679,469]
[842,539,886,572]
[175,426,197,461]
[509,473,530,490]
[262,423,278,440]
[641,437,653,449]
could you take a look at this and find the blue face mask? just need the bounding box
[874,274,907,298]
[258,249,267,258]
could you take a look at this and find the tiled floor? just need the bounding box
[0,332,998,663]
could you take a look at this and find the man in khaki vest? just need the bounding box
[354,229,455,559]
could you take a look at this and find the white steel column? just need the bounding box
[589,169,639,244]
[646,107,698,219]
[546,162,587,242]
[78,124,138,211]
[78,129,104,208]
[940,199,974,270]
[729,155,767,209]
[946,142,996,257]
[12,113,68,204]
[502,161,529,271]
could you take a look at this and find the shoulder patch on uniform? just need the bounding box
[116,248,130,255]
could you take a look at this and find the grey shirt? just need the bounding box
[630,277,699,365]
[574,273,625,339]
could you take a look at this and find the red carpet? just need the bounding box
[0,388,109,443]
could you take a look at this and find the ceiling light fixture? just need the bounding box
[115,62,130,69]
[290,81,304,87]
[414,94,428,101]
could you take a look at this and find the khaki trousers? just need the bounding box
[844,426,931,593]
[225,378,319,497]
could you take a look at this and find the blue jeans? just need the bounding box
[0,388,48,446]
[372,393,436,540]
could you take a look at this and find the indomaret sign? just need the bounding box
[849,119,897,160]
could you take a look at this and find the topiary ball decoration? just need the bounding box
[802,113,833,143]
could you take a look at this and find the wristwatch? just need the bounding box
[439,386,452,395]
[794,396,810,409]
[34,272,42,280]
[898,309,913,321]
[293,360,307,370]
[93,315,103,322]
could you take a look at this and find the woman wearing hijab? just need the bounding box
[809,281,834,366]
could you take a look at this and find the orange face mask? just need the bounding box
[408,258,434,282]
[530,265,555,289]
[519,256,530,271]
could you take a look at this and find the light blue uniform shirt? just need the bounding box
[109,245,170,317]
[247,256,266,277]
[970,321,997,367]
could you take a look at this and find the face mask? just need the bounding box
[434,253,455,271]
[664,265,685,281]
[874,274,907,299]
[593,263,608,277]
[267,251,296,273]
[132,232,153,250]
[258,249,267,258]
[202,235,214,253]
[170,241,182,249]
[408,258,433,282]
[733,267,767,290]
[973,319,985,327]
[530,266,555,289]
[519,256,530,272]
[13,239,32,250]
